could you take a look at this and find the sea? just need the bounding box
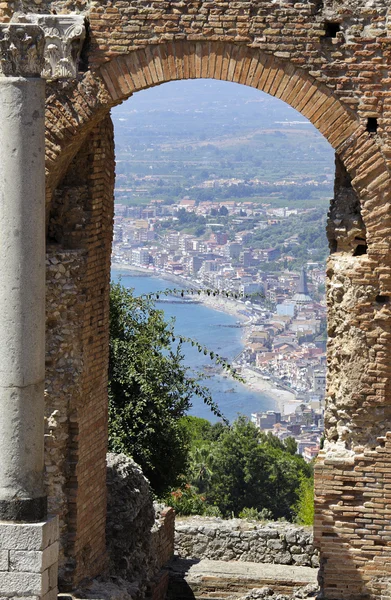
[112,269,276,424]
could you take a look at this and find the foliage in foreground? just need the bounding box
[108,283,222,496]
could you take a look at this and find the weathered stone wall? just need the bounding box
[45,247,86,577]
[175,517,318,569]
[105,454,175,600]
[2,1,391,598]
[147,507,175,600]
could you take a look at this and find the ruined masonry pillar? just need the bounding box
[0,17,85,600]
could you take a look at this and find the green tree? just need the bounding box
[284,437,298,455]
[206,417,311,519]
[179,416,214,445]
[179,415,226,447]
[188,445,216,494]
[108,283,220,496]
[207,417,271,516]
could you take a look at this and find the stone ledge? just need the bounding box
[0,518,58,552]
[166,558,318,600]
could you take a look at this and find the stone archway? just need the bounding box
[44,39,391,600]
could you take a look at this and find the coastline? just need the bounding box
[111,261,298,416]
[112,262,250,321]
[240,367,298,416]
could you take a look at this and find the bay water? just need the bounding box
[112,269,276,423]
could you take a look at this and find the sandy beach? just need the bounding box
[196,294,250,322]
[240,367,299,416]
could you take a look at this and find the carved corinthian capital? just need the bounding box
[0,24,45,77]
[31,16,86,79]
[12,14,86,80]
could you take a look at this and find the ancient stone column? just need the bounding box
[0,17,85,599]
[0,22,47,523]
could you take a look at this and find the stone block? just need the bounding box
[0,596,41,600]
[285,530,298,544]
[9,542,59,573]
[0,551,9,571]
[311,555,320,568]
[267,538,285,551]
[0,517,58,598]
[0,570,48,596]
[48,563,58,590]
[42,587,58,600]
[274,551,292,565]
[0,518,58,552]
[292,553,311,566]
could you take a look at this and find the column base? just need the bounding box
[0,498,47,523]
[0,516,59,599]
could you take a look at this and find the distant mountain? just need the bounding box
[113,79,332,144]
[112,78,334,201]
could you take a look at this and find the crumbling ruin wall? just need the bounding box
[105,454,175,600]
[2,1,391,598]
[45,115,115,589]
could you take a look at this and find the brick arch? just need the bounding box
[47,41,391,248]
[99,41,359,156]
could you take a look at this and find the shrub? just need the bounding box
[238,507,273,521]
[294,475,314,525]
[168,484,208,516]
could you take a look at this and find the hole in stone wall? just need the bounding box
[324,22,340,38]
[329,156,367,255]
[78,19,91,73]
[366,117,378,134]
[353,244,367,256]
[329,239,337,254]
[376,295,390,304]
[335,155,352,189]
[47,317,57,329]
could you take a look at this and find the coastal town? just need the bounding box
[112,198,327,460]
